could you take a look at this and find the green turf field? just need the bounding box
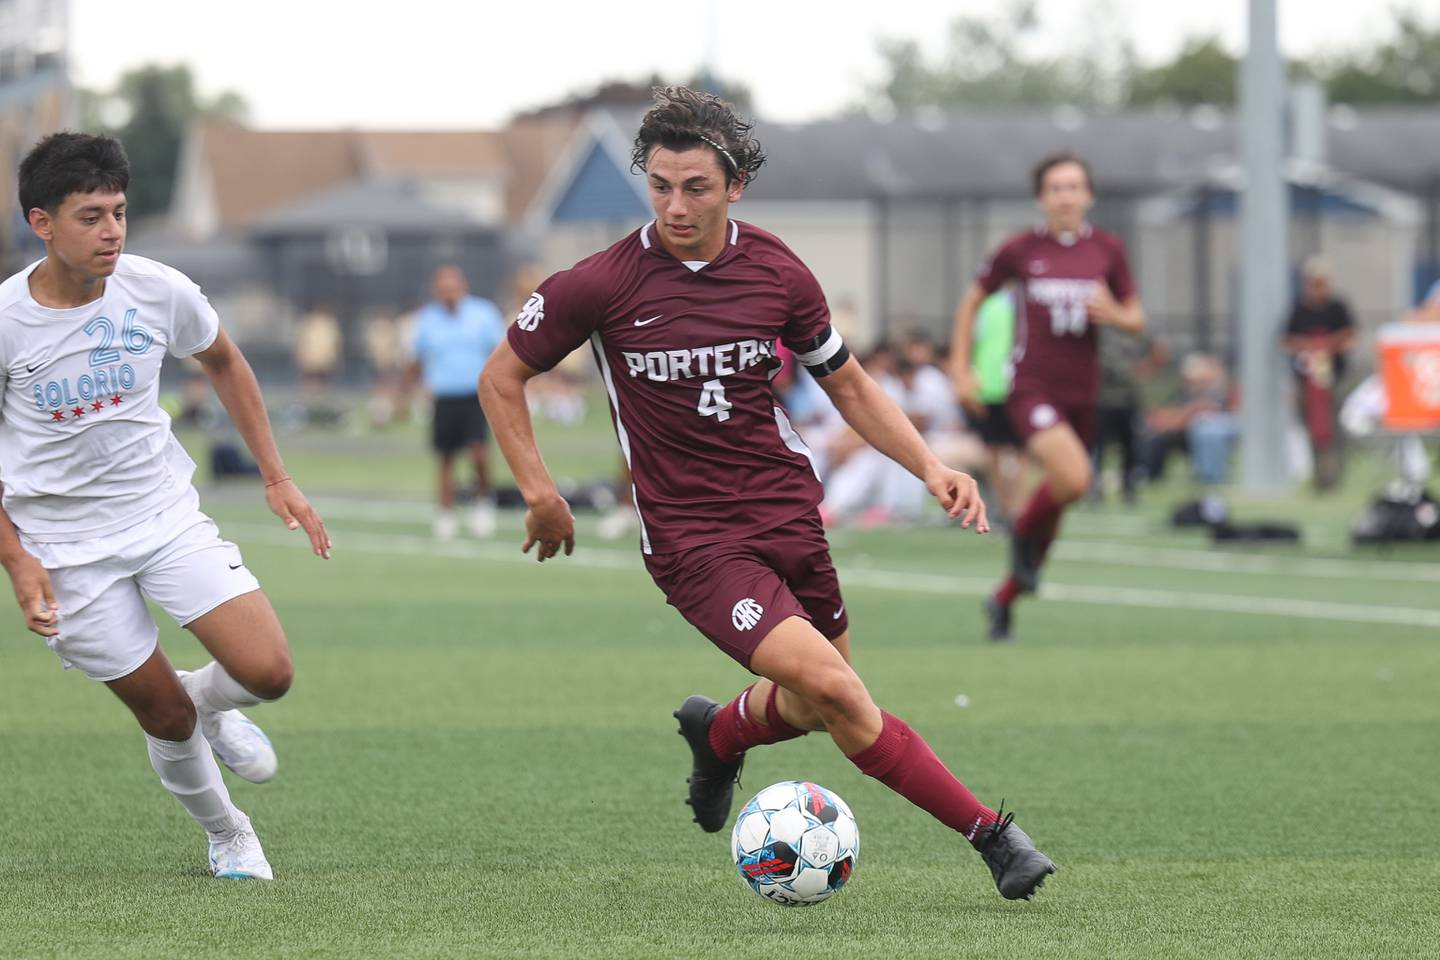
[2,417,1438,959]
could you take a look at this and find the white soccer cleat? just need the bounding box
[467,500,497,538]
[208,816,274,880]
[597,507,638,541]
[204,708,278,783]
[433,511,459,541]
[178,671,278,784]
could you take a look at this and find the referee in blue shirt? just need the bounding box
[409,265,505,539]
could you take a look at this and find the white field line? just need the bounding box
[293,496,1440,585]
[1051,540,1440,584]
[224,523,1440,632]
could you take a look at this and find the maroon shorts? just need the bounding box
[1007,388,1097,447]
[643,511,848,669]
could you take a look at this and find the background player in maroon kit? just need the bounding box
[951,154,1145,641]
[480,86,1056,901]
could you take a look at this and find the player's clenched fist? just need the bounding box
[523,493,575,562]
[4,552,60,637]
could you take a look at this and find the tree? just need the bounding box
[1126,36,1237,107]
[1319,10,1440,104]
[870,2,1123,111]
[865,7,1440,114]
[81,64,248,220]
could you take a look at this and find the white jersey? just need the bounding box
[0,254,220,547]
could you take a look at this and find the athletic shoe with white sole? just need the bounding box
[178,670,278,784]
[433,511,459,541]
[209,816,273,880]
[468,500,497,538]
[597,507,638,541]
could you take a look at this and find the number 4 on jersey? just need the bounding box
[698,378,732,422]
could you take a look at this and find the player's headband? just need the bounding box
[696,134,738,177]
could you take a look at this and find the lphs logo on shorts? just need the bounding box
[732,598,764,632]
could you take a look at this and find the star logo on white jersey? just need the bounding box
[732,597,765,632]
[633,314,663,327]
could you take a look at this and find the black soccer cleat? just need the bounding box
[976,808,1057,901]
[674,695,742,833]
[1010,532,1043,594]
[983,596,1013,643]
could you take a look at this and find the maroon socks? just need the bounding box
[995,482,1067,608]
[847,710,997,846]
[707,683,807,764]
[708,691,998,847]
[1014,481,1063,543]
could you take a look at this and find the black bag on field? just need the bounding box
[1351,484,1440,545]
[210,442,260,478]
[1210,521,1301,543]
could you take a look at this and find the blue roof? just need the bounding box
[550,140,649,223]
[1185,183,1378,218]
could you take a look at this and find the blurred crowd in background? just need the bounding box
[168,249,1440,545]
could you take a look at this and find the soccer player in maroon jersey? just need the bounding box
[480,87,1056,901]
[951,153,1145,641]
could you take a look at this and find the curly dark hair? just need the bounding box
[630,85,766,186]
[19,132,130,214]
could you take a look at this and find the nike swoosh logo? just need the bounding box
[633,315,663,327]
[832,606,845,619]
[228,563,245,570]
[26,362,47,374]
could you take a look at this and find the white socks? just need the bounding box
[146,728,244,840]
[187,661,266,712]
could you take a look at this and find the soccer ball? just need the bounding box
[731,780,859,906]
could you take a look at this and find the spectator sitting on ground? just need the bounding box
[823,342,984,527]
[900,333,987,482]
[1142,352,1237,488]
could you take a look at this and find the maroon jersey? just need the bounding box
[976,224,1136,403]
[508,220,846,555]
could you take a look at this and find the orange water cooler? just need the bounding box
[1378,324,1440,432]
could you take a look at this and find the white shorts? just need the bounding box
[24,489,261,682]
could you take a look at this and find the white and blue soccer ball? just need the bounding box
[731,780,859,906]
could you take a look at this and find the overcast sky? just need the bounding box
[68,0,1440,128]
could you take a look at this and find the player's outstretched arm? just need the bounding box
[817,357,989,533]
[0,492,59,637]
[194,329,331,559]
[478,342,575,562]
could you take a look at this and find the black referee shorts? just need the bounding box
[432,394,489,454]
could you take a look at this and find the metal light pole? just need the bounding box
[1238,0,1292,491]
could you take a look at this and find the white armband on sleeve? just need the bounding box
[794,326,850,378]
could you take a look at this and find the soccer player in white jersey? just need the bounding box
[0,133,330,879]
